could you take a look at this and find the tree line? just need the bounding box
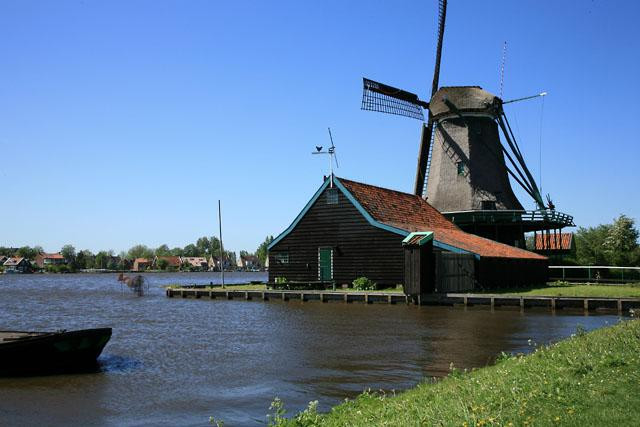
[569,214,640,266]
[0,235,275,271]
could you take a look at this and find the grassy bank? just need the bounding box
[274,319,640,426]
[487,282,640,298]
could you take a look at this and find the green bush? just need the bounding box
[352,276,376,290]
[274,277,288,284]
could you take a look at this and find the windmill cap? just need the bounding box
[429,86,500,120]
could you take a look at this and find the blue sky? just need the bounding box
[1,0,639,254]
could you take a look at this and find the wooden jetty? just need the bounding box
[166,288,640,313]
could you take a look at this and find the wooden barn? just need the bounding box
[268,176,547,294]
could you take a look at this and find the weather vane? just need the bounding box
[312,127,339,187]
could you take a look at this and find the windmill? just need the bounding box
[312,127,339,187]
[361,0,573,248]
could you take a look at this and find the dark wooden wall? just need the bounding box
[477,257,549,288]
[403,241,435,295]
[268,187,404,286]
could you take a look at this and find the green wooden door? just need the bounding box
[319,248,332,281]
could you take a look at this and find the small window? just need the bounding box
[326,188,339,205]
[274,252,289,265]
[481,200,497,210]
[456,161,465,176]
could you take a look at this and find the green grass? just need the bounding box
[485,282,640,298]
[274,319,640,426]
[218,284,268,290]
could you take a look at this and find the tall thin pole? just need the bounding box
[218,200,225,288]
[499,41,507,99]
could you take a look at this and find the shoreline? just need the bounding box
[275,319,640,426]
[3,269,266,275]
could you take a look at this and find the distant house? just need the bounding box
[120,258,134,271]
[534,233,575,255]
[207,255,220,271]
[238,255,260,270]
[0,255,8,265]
[181,257,209,270]
[132,258,150,272]
[534,232,575,263]
[3,257,31,273]
[34,253,66,269]
[153,256,182,270]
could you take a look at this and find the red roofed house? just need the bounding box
[181,257,209,271]
[267,176,547,294]
[153,256,182,270]
[34,253,66,269]
[534,232,575,263]
[133,258,150,272]
[534,232,575,254]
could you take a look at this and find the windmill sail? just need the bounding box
[361,78,427,120]
[415,0,448,196]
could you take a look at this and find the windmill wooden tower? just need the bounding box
[361,0,573,248]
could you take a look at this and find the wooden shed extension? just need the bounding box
[268,176,547,291]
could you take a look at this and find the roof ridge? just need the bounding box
[336,177,424,200]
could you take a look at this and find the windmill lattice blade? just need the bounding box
[361,78,426,121]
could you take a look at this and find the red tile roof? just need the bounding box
[339,178,545,260]
[535,233,573,251]
[41,253,65,259]
[156,256,182,267]
[3,257,25,266]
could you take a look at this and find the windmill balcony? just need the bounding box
[443,209,575,233]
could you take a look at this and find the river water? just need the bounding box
[0,272,621,426]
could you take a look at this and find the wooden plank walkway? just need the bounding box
[166,288,408,304]
[166,288,640,313]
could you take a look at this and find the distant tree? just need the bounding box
[127,244,154,260]
[575,225,611,266]
[183,244,199,257]
[107,256,120,270]
[0,247,13,257]
[603,215,639,266]
[95,251,111,269]
[255,235,274,265]
[239,250,251,258]
[157,258,169,270]
[155,244,171,256]
[196,236,221,257]
[76,250,87,270]
[61,244,76,265]
[196,237,211,256]
[224,250,236,267]
[170,247,184,256]
[17,246,40,260]
[78,249,95,269]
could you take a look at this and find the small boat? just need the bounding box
[0,328,112,376]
